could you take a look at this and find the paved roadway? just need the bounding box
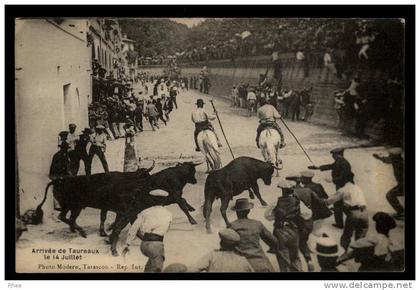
[16,88,404,273]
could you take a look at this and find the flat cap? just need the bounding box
[218,228,240,243]
[300,170,314,178]
[285,173,301,180]
[277,180,295,188]
[95,125,105,129]
[69,123,77,128]
[350,238,375,249]
[330,148,344,154]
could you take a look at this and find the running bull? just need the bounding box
[34,160,202,256]
[203,156,280,233]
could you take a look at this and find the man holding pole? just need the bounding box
[256,98,285,149]
[191,99,222,152]
[308,148,354,229]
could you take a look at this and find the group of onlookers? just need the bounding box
[231,81,313,122]
[122,146,404,273]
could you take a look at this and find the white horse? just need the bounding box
[258,128,283,176]
[197,130,222,172]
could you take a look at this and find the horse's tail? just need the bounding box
[199,131,222,170]
[259,129,281,164]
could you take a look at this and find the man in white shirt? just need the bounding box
[191,99,222,152]
[247,88,257,116]
[122,206,172,273]
[324,48,337,75]
[324,179,368,251]
[67,123,79,151]
[87,125,109,173]
[255,98,285,149]
[158,80,168,98]
[67,123,79,176]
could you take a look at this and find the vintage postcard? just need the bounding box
[11,9,412,277]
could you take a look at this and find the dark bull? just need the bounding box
[34,160,202,256]
[203,156,281,233]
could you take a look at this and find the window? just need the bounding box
[63,84,71,128]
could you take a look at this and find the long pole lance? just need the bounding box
[210,100,235,160]
[277,117,314,165]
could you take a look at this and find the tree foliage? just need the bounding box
[119,18,190,57]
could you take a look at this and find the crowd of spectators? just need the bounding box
[89,69,184,141]
[136,19,402,84]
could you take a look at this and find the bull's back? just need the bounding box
[205,157,264,195]
[223,156,267,172]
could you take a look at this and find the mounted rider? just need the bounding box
[256,98,285,149]
[192,99,222,152]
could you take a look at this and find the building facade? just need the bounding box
[15,18,131,213]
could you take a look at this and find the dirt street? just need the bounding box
[16,88,404,273]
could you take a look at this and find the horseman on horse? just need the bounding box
[256,98,285,149]
[191,99,223,170]
[256,98,286,174]
[192,99,222,151]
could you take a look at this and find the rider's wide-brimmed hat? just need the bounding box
[196,99,205,105]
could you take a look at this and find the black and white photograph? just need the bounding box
[6,5,414,280]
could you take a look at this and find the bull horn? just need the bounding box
[146,160,155,172]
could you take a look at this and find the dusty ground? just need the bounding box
[16,87,404,273]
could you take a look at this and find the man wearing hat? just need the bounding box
[255,97,285,149]
[309,148,354,229]
[265,180,302,272]
[368,212,397,269]
[49,141,71,180]
[67,123,78,151]
[373,148,404,219]
[285,173,303,188]
[230,198,278,272]
[67,124,79,176]
[57,130,69,148]
[310,234,345,272]
[246,87,257,116]
[69,128,92,176]
[190,228,254,272]
[191,98,222,152]
[288,184,320,271]
[300,170,332,235]
[88,125,109,173]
